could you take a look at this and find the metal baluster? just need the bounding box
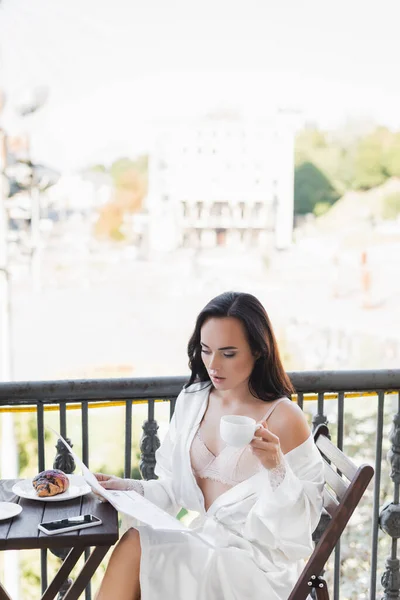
[312,391,327,430]
[311,392,329,599]
[380,391,400,599]
[333,391,344,600]
[336,391,344,451]
[297,391,304,411]
[82,400,91,600]
[52,402,76,600]
[82,400,89,467]
[60,401,67,438]
[37,401,45,472]
[125,399,133,478]
[37,402,47,595]
[140,399,160,480]
[369,390,385,599]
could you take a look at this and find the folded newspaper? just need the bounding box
[48,427,189,533]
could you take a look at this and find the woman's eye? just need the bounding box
[223,353,236,358]
[201,349,210,354]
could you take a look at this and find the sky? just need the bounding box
[1,0,400,171]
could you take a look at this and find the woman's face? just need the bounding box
[200,316,257,392]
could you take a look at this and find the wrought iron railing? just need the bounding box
[0,369,399,600]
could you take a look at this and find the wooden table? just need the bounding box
[0,479,119,600]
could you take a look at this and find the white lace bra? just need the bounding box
[190,397,290,487]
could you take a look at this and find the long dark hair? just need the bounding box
[186,291,294,402]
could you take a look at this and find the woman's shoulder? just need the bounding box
[174,380,211,413]
[267,397,312,454]
[180,380,211,396]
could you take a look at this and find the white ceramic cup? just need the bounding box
[220,415,262,448]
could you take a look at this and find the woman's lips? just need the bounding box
[211,375,225,383]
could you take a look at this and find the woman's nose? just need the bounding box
[208,354,220,371]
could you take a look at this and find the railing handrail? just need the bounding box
[0,369,399,404]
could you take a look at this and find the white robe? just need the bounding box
[135,382,325,600]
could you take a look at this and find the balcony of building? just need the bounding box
[0,369,399,599]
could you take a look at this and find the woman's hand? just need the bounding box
[94,473,130,490]
[250,421,285,470]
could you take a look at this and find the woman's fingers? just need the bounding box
[99,477,125,490]
[94,473,111,482]
[251,437,273,450]
[253,425,279,443]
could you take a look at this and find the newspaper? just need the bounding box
[48,427,189,533]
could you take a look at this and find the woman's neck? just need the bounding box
[212,382,260,408]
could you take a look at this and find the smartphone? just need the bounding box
[38,514,102,535]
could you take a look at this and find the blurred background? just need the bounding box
[0,0,399,598]
[1,0,399,383]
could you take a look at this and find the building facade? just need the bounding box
[146,112,297,252]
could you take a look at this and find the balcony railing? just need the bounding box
[0,369,400,600]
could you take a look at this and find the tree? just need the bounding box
[294,162,340,215]
[295,127,354,197]
[382,132,400,178]
[94,155,148,241]
[352,128,392,190]
[381,193,400,220]
[90,164,107,174]
[295,128,328,167]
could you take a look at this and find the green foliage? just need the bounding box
[109,155,148,188]
[313,201,331,217]
[295,127,352,194]
[294,162,340,215]
[352,128,390,190]
[294,123,400,214]
[90,164,107,173]
[295,128,329,166]
[383,133,400,177]
[94,154,148,241]
[381,193,400,220]
[110,157,137,187]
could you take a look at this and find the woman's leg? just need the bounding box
[95,528,142,600]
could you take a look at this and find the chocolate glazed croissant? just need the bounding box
[32,469,70,497]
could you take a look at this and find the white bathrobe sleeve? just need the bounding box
[140,391,183,517]
[244,436,325,561]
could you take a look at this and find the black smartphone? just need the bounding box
[38,514,102,535]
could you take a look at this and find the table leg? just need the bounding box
[0,582,13,600]
[40,547,84,600]
[62,546,110,600]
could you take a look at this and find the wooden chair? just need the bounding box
[288,424,374,600]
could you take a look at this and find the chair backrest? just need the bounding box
[288,424,374,600]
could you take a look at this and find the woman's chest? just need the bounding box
[199,400,269,456]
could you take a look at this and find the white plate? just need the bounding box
[12,475,91,502]
[0,502,22,521]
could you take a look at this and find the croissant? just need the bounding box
[32,469,70,497]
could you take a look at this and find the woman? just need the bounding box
[95,291,324,600]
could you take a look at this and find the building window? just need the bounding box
[252,202,262,218]
[211,202,223,216]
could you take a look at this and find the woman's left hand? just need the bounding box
[250,421,284,470]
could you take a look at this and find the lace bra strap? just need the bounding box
[260,397,290,423]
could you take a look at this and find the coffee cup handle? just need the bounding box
[252,423,263,440]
